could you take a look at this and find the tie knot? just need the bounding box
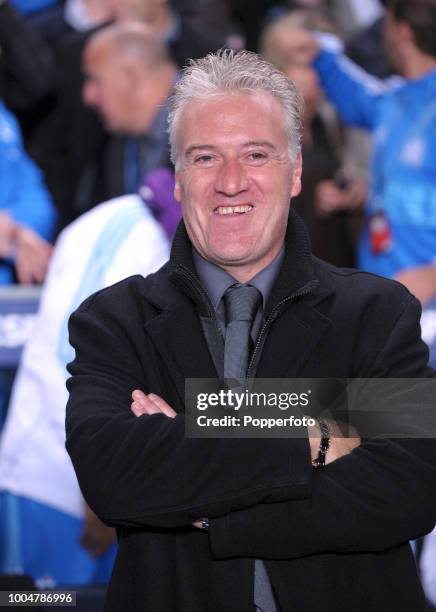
[224,284,262,323]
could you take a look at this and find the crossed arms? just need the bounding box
[66,287,436,558]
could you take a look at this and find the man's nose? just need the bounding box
[214,158,249,196]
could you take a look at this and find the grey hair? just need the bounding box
[167,49,304,167]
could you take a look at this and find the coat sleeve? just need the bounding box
[65,284,312,529]
[209,294,436,559]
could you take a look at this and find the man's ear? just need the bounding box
[397,20,415,47]
[291,150,303,198]
[174,173,181,203]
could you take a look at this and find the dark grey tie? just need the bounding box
[223,284,261,383]
[223,284,277,612]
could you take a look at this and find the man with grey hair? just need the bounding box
[66,50,436,611]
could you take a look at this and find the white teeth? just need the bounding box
[216,205,253,215]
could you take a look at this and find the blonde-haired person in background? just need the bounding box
[261,9,366,268]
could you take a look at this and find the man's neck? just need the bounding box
[402,50,436,80]
[217,247,285,285]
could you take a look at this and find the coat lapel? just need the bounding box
[144,299,218,409]
[256,298,332,378]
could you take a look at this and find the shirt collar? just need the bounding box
[192,247,285,313]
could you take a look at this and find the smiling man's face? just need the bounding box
[174,91,302,282]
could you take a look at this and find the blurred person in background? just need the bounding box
[328,0,384,41]
[0,171,173,586]
[35,0,230,232]
[0,100,55,286]
[286,0,436,305]
[261,9,366,267]
[339,0,394,224]
[345,0,392,79]
[63,0,232,56]
[80,22,177,208]
[0,98,56,462]
[0,0,58,436]
[31,0,126,232]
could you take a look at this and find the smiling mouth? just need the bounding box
[214,205,254,215]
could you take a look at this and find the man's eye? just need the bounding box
[248,151,267,162]
[194,155,214,164]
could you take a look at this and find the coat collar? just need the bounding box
[141,211,336,403]
[164,209,322,317]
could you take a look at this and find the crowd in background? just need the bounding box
[0,0,384,283]
[0,0,436,606]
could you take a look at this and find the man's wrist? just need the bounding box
[308,418,331,469]
[307,419,321,459]
[312,419,331,469]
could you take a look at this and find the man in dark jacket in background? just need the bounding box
[66,50,436,611]
[80,22,177,206]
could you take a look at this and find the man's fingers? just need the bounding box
[15,260,33,285]
[131,397,161,416]
[131,390,176,418]
[131,390,161,416]
[148,393,177,418]
[132,389,147,401]
[131,390,155,412]
[131,401,147,417]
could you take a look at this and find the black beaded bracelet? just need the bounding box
[312,419,331,469]
[200,517,210,531]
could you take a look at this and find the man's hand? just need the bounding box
[131,389,177,418]
[308,419,360,465]
[0,212,18,258]
[192,519,204,529]
[271,27,319,67]
[14,226,53,285]
[316,179,366,215]
[395,265,436,306]
[81,502,116,557]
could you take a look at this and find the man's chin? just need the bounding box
[103,118,128,133]
[208,246,255,268]
[207,248,271,277]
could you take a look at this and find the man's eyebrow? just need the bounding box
[184,145,217,157]
[184,141,277,157]
[242,140,277,150]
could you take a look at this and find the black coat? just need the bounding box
[66,212,436,611]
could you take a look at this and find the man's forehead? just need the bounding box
[84,37,118,70]
[177,92,288,150]
[181,90,280,116]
